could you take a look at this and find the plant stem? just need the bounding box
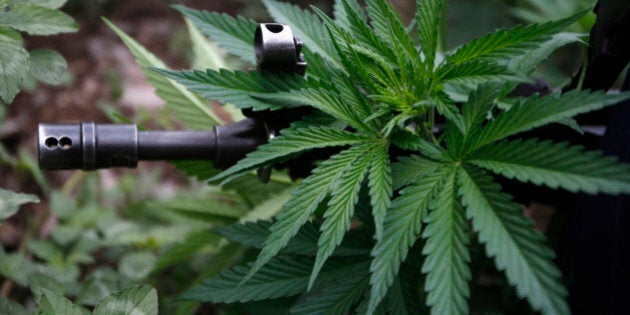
[61,171,86,195]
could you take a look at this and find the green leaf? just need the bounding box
[0,253,32,286]
[104,18,222,129]
[212,126,371,183]
[467,90,630,150]
[118,252,157,281]
[27,240,63,264]
[93,285,158,315]
[365,0,421,68]
[436,60,529,85]
[384,276,408,315]
[0,31,29,104]
[1,188,38,223]
[368,167,448,314]
[239,187,293,223]
[310,145,375,288]
[469,138,630,194]
[215,221,319,255]
[76,268,123,306]
[1,0,68,9]
[198,242,244,280]
[184,16,245,121]
[333,0,363,29]
[181,256,370,303]
[417,138,450,162]
[458,166,568,315]
[257,87,373,132]
[445,11,584,65]
[174,5,257,64]
[461,84,499,135]
[0,297,28,315]
[421,171,470,315]
[368,145,392,239]
[291,272,369,315]
[389,264,425,314]
[185,18,227,71]
[241,144,371,286]
[416,0,444,67]
[390,128,422,151]
[0,4,77,35]
[391,155,441,189]
[154,230,221,272]
[506,32,583,73]
[156,68,309,112]
[150,196,246,222]
[37,289,85,315]
[28,49,67,85]
[333,0,397,67]
[431,91,465,133]
[328,69,374,127]
[262,0,341,67]
[215,220,369,257]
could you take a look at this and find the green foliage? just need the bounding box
[174,5,257,65]
[161,0,630,314]
[92,285,158,315]
[445,12,582,65]
[157,68,310,112]
[28,49,67,85]
[0,0,77,104]
[0,31,29,103]
[0,188,38,223]
[183,256,370,303]
[38,289,87,315]
[0,3,76,35]
[469,139,630,194]
[104,18,222,128]
[511,0,596,33]
[212,126,373,182]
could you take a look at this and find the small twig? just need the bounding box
[0,279,13,297]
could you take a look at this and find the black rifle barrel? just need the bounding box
[38,119,267,170]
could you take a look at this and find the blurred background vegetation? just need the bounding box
[0,0,596,313]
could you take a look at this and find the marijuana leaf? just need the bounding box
[212,126,372,183]
[421,171,470,315]
[105,18,222,128]
[416,0,444,68]
[368,167,447,314]
[182,256,370,303]
[445,11,583,65]
[469,138,630,194]
[155,68,310,112]
[174,5,257,64]
[310,144,376,288]
[368,145,392,239]
[465,90,630,151]
[458,166,568,314]
[239,144,375,285]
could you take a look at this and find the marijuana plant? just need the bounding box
[161,0,630,314]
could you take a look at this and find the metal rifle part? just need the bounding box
[38,119,266,170]
[37,23,306,172]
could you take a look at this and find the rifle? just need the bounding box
[38,23,307,182]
